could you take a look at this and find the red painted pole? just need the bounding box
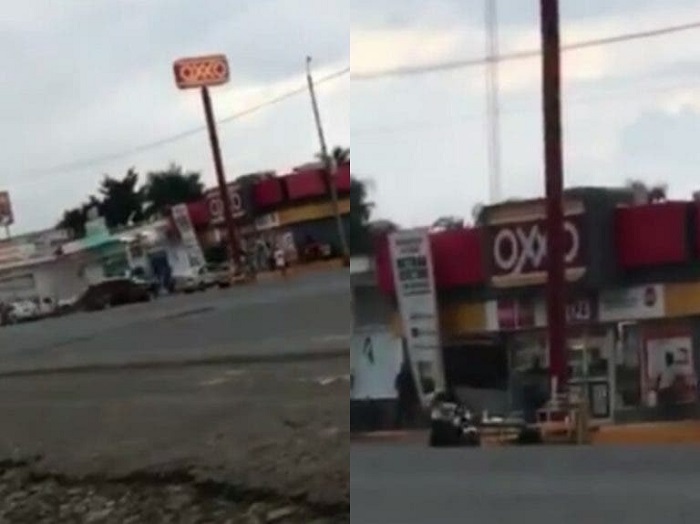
[540,0,567,391]
[200,85,240,264]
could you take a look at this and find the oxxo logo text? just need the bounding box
[492,218,582,276]
[207,186,245,223]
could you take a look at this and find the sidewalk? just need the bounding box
[351,430,427,445]
[592,420,700,445]
[256,258,347,282]
[352,420,700,446]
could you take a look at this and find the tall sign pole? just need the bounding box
[173,54,241,265]
[484,0,502,204]
[540,0,567,391]
[306,56,350,265]
[0,191,14,240]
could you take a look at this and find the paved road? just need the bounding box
[0,269,349,373]
[0,356,349,507]
[351,444,700,523]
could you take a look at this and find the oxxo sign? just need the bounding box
[206,184,247,225]
[490,214,586,287]
[173,55,230,90]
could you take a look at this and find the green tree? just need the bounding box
[142,163,204,218]
[58,207,87,239]
[332,146,349,165]
[349,177,372,255]
[99,168,144,229]
[58,196,102,239]
[315,146,349,168]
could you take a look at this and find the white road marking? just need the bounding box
[199,369,248,387]
[312,334,349,344]
[199,377,230,387]
[301,374,351,386]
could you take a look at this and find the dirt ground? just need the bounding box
[0,355,349,521]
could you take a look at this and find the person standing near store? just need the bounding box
[274,243,287,277]
[395,359,418,429]
[656,351,679,406]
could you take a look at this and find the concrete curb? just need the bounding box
[592,421,700,445]
[350,431,427,444]
[255,259,347,283]
[0,348,350,379]
[352,422,700,446]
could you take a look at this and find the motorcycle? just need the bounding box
[429,396,481,448]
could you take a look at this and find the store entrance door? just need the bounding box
[568,334,614,421]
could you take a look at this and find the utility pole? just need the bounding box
[173,54,241,267]
[540,0,567,393]
[200,85,241,264]
[484,0,502,204]
[306,56,350,265]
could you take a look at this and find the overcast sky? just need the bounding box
[2,0,349,234]
[352,0,700,227]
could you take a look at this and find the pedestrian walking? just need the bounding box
[274,246,287,278]
[395,360,418,429]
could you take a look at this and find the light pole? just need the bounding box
[540,0,567,393]
[306,56,350,265]
[200,85,241,265]
[484,0,502,204]
[173,54,242,267]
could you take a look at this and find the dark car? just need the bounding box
[129,268,161,296]
[77,277,152,312]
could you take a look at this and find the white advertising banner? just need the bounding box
[351,331,404,400]
[389,229,445,404]
[598,285,665,323]
[171,204,206,269]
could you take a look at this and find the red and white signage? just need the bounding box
[489,213,586,287]
[0,191,14,226]
[598,285,665,323]
[486,296,596,332]
[173,54,230,89]
[206,184,246,225]
[171,204,205,269]
[389,229,445,405]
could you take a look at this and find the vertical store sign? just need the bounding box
[0,191,14,227]
[389,229,445,405]
[171,204,206,269]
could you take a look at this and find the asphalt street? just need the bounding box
[351,444,700,523]
[0,355,349,507]
[0,269,349,374]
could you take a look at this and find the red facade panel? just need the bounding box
[253,178,284,208]
[430,229,485,287]
[285,170,327,201]
[615,203,690,269]
[186,199,210,228]
[336,162,351,192]
[374,234,395,295]
[374,229,485,295]
[695,202,700,257]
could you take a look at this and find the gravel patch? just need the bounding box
[0,465,348,523]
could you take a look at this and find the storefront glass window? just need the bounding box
[616,323,642,409]
[641,324,698,408]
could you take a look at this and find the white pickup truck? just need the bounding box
[173,264,229,293]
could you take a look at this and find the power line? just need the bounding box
[352,77,700,138]
[21,66,350,179]
[353,20,700,81]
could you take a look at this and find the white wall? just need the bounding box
[39,258,88,300]
[0,270,37,302]
[167,243,196,275]
[0,254,105,303]
[351,329,404,401]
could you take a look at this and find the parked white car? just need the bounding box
[173,265,222,293]
[8,301,40,324]
[37,297,56,316]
